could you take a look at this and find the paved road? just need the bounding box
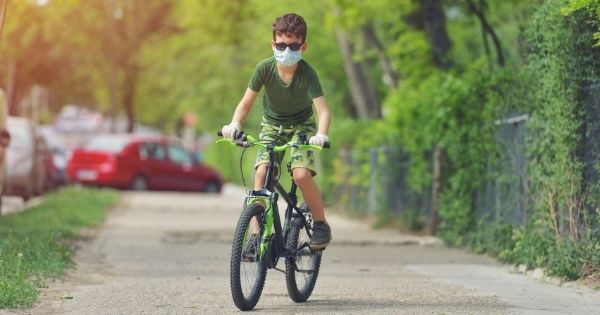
[8,186,600,314]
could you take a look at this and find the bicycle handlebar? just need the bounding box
[217,131,330,150]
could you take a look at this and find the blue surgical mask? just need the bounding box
[274,48,302,67]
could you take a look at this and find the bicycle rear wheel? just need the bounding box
[230,204,267,311]
[285,204,322,302]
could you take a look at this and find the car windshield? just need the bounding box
[84,135,130,153]
[39,127,66,150]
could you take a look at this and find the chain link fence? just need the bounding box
[473,84,600,233]
[332,85,600,234]
[581,83,600,230]
[333,146,431,228]
[475,114,530,226]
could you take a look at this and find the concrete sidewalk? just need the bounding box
[0,196,40,216]
[4,185,600,314]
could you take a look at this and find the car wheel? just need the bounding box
[132,175,148,191]
[204,179,220,193]
[22,180,33,201]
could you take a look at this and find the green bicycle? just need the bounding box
[217,131,329,311]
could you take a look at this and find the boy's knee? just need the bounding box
[292,168,312,186]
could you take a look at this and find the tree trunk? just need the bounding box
[465,0,505,67]
[429,144,442,235]
[420,0,452,235]
[6,60,18,116]
[421,0,453,69]
[122,64,139,133]
[361,23,400,89]
[335,29,381,119]
[107,63,119,133]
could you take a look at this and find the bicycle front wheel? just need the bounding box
[285,204,322,302]
[230,204,267,311]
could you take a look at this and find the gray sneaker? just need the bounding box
[310,222,331,250]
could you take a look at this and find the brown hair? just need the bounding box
[272,13,307,43]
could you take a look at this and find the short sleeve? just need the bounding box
[248,62,264,92]
[306,67,324,99]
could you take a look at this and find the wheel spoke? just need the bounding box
[286,215,321,302]
[295,229,313,288]
[239,214,263,298]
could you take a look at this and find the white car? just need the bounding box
[5,116,46,200]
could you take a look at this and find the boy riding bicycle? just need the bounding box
[221,13,332,249]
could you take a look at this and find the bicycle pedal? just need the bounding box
[297,247,312,257]
[241,254,257,262]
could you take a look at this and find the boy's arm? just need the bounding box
[231,88,259,125]
[310,95,331,146]
[222,88,258,138]
[313,96,331,135]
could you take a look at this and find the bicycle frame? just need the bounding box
[244,143,307,263]
[217,132,326,268]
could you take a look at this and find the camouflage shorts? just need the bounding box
[255,117,318,176]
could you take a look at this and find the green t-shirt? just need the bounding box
[248,57,324,125]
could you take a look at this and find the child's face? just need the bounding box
[271,34,306,53]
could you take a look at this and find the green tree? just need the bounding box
[563,0,600,44]
[0,1,63,115]
[64,0,176,132]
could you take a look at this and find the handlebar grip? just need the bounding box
[218,130,246,140]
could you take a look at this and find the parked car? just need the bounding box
[38,125,70,185]
[53,105,103,133]
[0,129,9,210]
[0,90,9,211]
[5,116,46,200]
[36,133,57,191]
[66,134,223,192]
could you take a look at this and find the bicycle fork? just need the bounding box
[244,192,286,267]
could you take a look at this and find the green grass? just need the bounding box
[0,186,119,309]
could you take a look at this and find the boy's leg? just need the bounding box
[254,118,286,195]
[292,167,326,222]
[288,120,331,248]
[292,167,331,249]
[248,164,268,234]
[254,164,268,191]
[246,120,286,241]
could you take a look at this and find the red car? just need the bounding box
[66,134,223,193]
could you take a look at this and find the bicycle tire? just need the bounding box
[230,204,268,311]
[285,204,321,302]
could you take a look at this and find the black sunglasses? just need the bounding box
[274,42,303,51]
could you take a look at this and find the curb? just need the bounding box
[508,264,599,292]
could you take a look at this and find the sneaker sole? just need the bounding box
[309,241,330,250]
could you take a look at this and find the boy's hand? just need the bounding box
[221,122,241,139]
[309,133,328,147]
